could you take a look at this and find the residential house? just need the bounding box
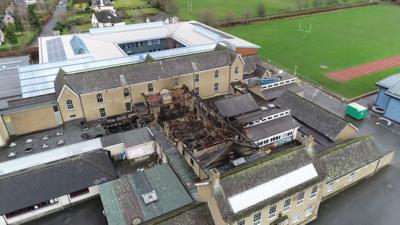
[91,10,125,28]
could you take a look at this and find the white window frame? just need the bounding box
[283,198,291,212]
[305,206,313,217]
[310,185,318,199]
[66,100,74,110]
[269,204,277,220]
[214,83,219,92]
[194,74,199,83]
[237,220,245,225]
[99,108,106,118]
[253,212,262,225]
[292,213,300,224]
[297,191,305,206]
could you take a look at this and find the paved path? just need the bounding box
[30,0,67,47]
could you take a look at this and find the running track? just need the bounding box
[327,56,400,82]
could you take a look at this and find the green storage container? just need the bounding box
[346,102,368,120]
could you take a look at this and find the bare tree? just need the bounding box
[243,9,252,23]
[198,9,216,26]
[0,0,12,13]
[163,0,179,16]
[14,2,31,33]
[256,2,266,17]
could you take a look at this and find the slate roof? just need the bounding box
[101,127,153,148]
[146,203,215,225]
[319,136,382,182]
[58,49,234,95]
[100,164,193,225]
[0,150,117,215]
[7,93,56,108]
[242,55,261,74]
[262,83,303,101]
[244,115,299,141]
[377,73,400,99]
[214,93,259,118]
[274,91,349,141]
[94,10,123,24]
[214,146,325,221]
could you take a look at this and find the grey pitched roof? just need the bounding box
[376,74,400,99]
[100,164,193,225]
[0,150,117,215]
[61,49,234,94]
[101,127,153,148]
[94,10,123,24]
[274,91,349,141]
[244,115,299,141]
[215,147,325,221]
[319,136,382,182]
[214,93,259,118]
[262,83,303,101]
[242,55,261,74]
[147,203,215,225]
[7,93,56,108]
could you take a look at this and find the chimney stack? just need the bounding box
[209,168,221,190]
[304,135,315,157]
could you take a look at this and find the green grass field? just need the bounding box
[223,5,400,98]
[177,0,366,21]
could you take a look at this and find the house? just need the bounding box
[375,74,400,123]
[0,29,4,45]
[2,13,14,26]
[0,150,117,225]
[91,10,125,28]
[91,0,114,12]
[145,12,179,24]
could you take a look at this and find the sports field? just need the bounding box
[177,0,365,21]
[223,5,400,98]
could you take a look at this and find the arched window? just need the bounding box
[66,100,74,109]
[96,93,103,103]
[148,83,153,93]
[123,88,129,97]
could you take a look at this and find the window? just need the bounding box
[53,105,59,112]
[237,220,245,225]
[214,83,219,92]
[5,198,59,219]
[327,182,334,193]
[214,70,219,79]
[70,114,76,118]
[190,157,194,166]
[123,88,130,97]
[283,198,291,212]
[310,185,318,199]
[96,93,103,103]
[194,87,199,95]
[292,213,300,224]
[253,212,262,225]
[125,102,132,112]
[305,206,313,217]
[194,74,199,83]
[173,77,179,87]
[269,204,277,219]
[148,83,154,92]
[348,171,356,182]
[235,66,239,74]
[297,191,305,206]
[99,108,106,118]
[66,100,74,109]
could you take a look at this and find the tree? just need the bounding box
[198,9,216,26]
[162,0,179,16]
[256,2,266,17]
[243,9,252,23]
[28,4,41,29]
[5,24,18,45]
[15,2,31,33]
[225,12,235,26]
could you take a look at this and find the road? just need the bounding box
[30,0,67,47]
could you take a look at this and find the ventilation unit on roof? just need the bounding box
[260,106,268,111]
[42,135,50,140]
[142,190,158,205]
[9,142,16,147]
[42,143,49,149]
[7,152,16,158]
[56,131,63,136]
[26,137,34,143]
[57,139,65,146]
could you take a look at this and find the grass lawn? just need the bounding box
[177,0,366,21]
[113,0,148,9]
[223,4,400,98]
[126,7,159,16]
[0,31,36,51]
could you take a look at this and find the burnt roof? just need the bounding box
[0,150,117,215]
[274,91,349,141]
[244,115,299,141]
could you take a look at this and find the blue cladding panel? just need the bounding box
[384,97,400,123]
[376,88,390,109]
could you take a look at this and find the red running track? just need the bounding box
[326,56,400,82]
